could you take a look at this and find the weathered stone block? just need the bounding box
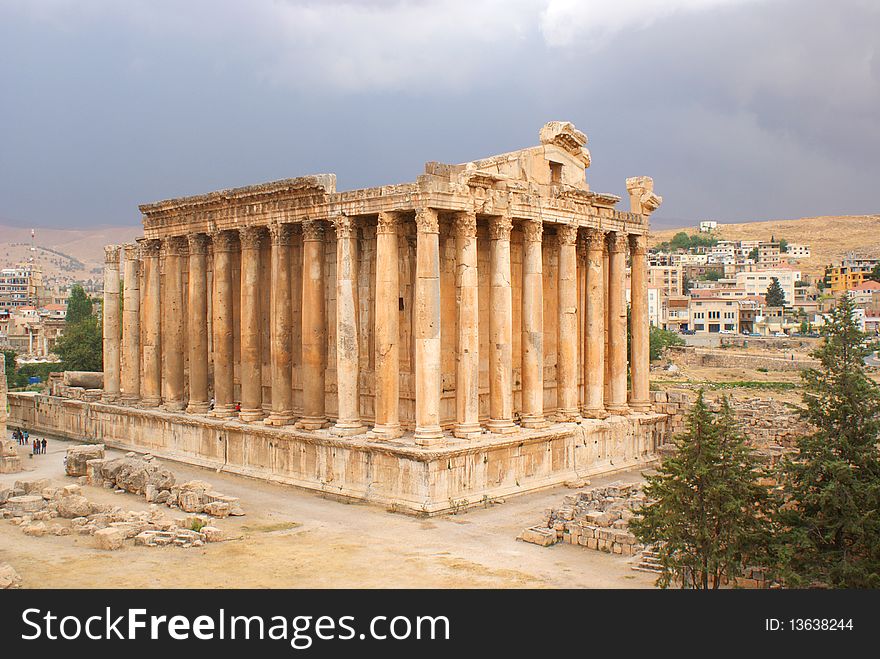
[94,527,125,550]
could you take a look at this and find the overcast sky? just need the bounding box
[1,0,878,230]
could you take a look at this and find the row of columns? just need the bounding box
[102,211,651,445]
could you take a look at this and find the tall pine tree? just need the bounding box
[773,295,880,587]
[765,277,786,307]
[631,391,769,589]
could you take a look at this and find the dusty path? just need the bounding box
[0,434,655,589]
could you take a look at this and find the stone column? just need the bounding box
[238,227,264,422]
[629,233,651,411]
[161,237,186,411]
[488,215,516,433]
[556,224,579,420]
[413,208,443,445]
[373,212,402,439]
[211,231,236,417]
[453,211,481,439]
[121,243,140,404]
[583,228,606,418]
[332,214,365,436]
[264,223,295,426]
[102,244,121,402]
[520,219,546,429]
[297,219,327,430]
[140,239,162,407]
[606,231,628,413]
[186,233,210,414]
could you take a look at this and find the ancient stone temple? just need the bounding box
[10,122,666,513]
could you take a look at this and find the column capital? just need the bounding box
[239,226,264,250]
[415,207,439,234]
[453,211,477,238]
[139,238,161,258]
[606,231,628,254]
[584,228,606,251]
[301,218,325,242]
[187,233,210,255]
[122,243,139,261]
[629,233,648,255]
[163,236,188,257]
[332,213,355,239]
[104,244,121,264]
[377,211,398,235]
[211,230,238,253]
[521,218,543,243]
[268,222,295,246]
[557,223,578,246]
[488,214,513,241]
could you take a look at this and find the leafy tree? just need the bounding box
[2,349,16,389]
[771,296,880,588]
[765,277,786,307]
[748,247,759,262]
[65,284,93,325]
[778,238,789,253]
[698,270,722,282]
[631,392,770,589]
[867,263,880,283]
[650,326,685,361]
[53,315,103,372]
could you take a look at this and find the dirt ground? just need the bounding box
[0,436,656,589]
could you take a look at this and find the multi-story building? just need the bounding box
[847,280,880,306]
[757,242,782,269]
[786,243,811,259]
[0,304,66,358]
[647,264,682,297]
[665,296,690,332]
[647,288,665,328]
[689,297,739,334]
[736,267,801,305]
[699,220,717,233]
[826,255,880,294]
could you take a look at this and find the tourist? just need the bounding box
[41,438,47,454]
[210,397,215,411]
[32,438,38,455]
[23,429,29,445]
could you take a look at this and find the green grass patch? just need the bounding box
[653,379,798,392]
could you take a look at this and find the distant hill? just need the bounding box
[648,214,880,276]
[0,224,142,287]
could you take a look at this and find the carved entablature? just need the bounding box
[211,230,238,253]
[625,176,663,217]
[453,211,477,238]
[187,233,210,255]
[606,231,629,254]
[300,219,325,242]
[521,219,543,243]
[539,121,591,168]
[268,222,295,246]
[415,208,439,234]
[584,228,607,252]
[239,226,265,250]
[557,224,578,246]
[376,211,398,235]
[488,215,513,241]
[104,244,121,264]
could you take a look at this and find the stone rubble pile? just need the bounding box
[518,481,647,556]
[0,475,236,551]
[67,445,245,516]
[0,562,22,589]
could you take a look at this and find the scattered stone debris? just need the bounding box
[0,562,22,589]
[517,481,646,556]
[1,472,242,551]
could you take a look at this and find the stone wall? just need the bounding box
[8,392,666,515]
[668,346,817,372]
[652,389,810,449]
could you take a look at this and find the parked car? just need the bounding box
[773,331,787,337]
[680,329,696,335]
[719,329,734,334]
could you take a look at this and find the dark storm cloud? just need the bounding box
[0,0,877,230]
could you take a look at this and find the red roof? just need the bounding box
[853,280,880,292]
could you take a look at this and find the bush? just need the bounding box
[650,327,685,361]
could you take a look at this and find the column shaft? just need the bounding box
[102,245,121,402]
[121,243,140,403]
[488,215,516,433]
[187,234,210,413]
[453,212,481,439]
[266,223,294,425]
[606,232,629,413]
[332,215,365,436]
[239,227,264,421]
[520,219,546,428]
[629,234,651,410]
[141,240,162,406]
[583,229,607,417]
[297,219,327,429]
[212,231,236,417]
[161,237,186,411]
[373,212,402,438]
[413,208,443,445]
[556,224,579,419]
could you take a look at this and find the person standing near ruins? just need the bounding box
[41,438,47,454]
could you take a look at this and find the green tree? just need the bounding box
[65,284,93,325]
[630,392,770,589]
[53,315,103,372]
[765,277,786,307]
[748,247,759,262]
[2,349,16,389]
[778,238,789,253]
[698,270,722,282]
[771,296,880,587]
[867,263,880,283]
[650,326,685,361]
